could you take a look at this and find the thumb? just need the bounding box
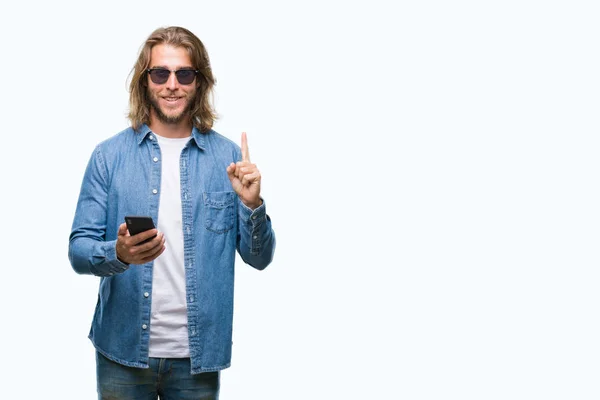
[118,223,128,236]
[226,162,237,182]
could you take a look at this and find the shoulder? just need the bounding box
[91,126,140,155]
[205,129,239,148]
[201,129,242,157]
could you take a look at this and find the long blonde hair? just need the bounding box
[128,26,217,133]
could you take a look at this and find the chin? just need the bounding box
[161,108,184,118]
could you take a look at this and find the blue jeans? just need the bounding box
[96,352,220,400]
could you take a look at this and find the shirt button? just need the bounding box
[153,157,158,162]
[253,235,258,239]
[252,215,257,220]
[149,135,154,140]
[144,292,149,298]
[142,324,147,330]
[152,189,158,194]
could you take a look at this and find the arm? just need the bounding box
[236,200,276,270]
[227,132,276,270]
[68,145,128,277]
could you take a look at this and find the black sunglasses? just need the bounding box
[146,68,199,85]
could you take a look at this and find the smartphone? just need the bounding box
[124,216,157,245]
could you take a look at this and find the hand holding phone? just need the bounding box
[116,216,164,266]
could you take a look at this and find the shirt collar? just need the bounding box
[134,123,207,150]
[134,124,153,145]
[190,126,207,150]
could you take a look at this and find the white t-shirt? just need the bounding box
[148,134,190,358]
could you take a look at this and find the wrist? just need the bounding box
[244,198,263,210]
[116,247,130,266]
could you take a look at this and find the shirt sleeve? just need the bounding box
[236,198,276,270]
[68,145,129,277]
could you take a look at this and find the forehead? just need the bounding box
[149,44,192,68]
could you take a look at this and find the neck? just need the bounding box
[149,114,193,138]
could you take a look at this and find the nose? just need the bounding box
[165,71,179,90]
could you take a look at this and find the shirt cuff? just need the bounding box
[90,241,130,277]
[239,198,267,227]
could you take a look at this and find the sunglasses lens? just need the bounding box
[176,70,197,85]
[148,69,197,85]
[149,69,170,84]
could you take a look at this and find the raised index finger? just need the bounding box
[241,131,250,162]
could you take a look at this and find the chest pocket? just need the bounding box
[203,191,235,234]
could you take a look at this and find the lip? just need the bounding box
[163,96,182,102]
[161,96,184,107]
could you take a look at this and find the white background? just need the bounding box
[0,1,599,399]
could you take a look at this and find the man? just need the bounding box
[69,26,276,399]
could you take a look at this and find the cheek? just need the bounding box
[146,86,159,99]
[186,87,197,99]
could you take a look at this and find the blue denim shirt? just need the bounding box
[68,124,276,374]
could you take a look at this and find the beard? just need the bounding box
[147,90,195,125]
